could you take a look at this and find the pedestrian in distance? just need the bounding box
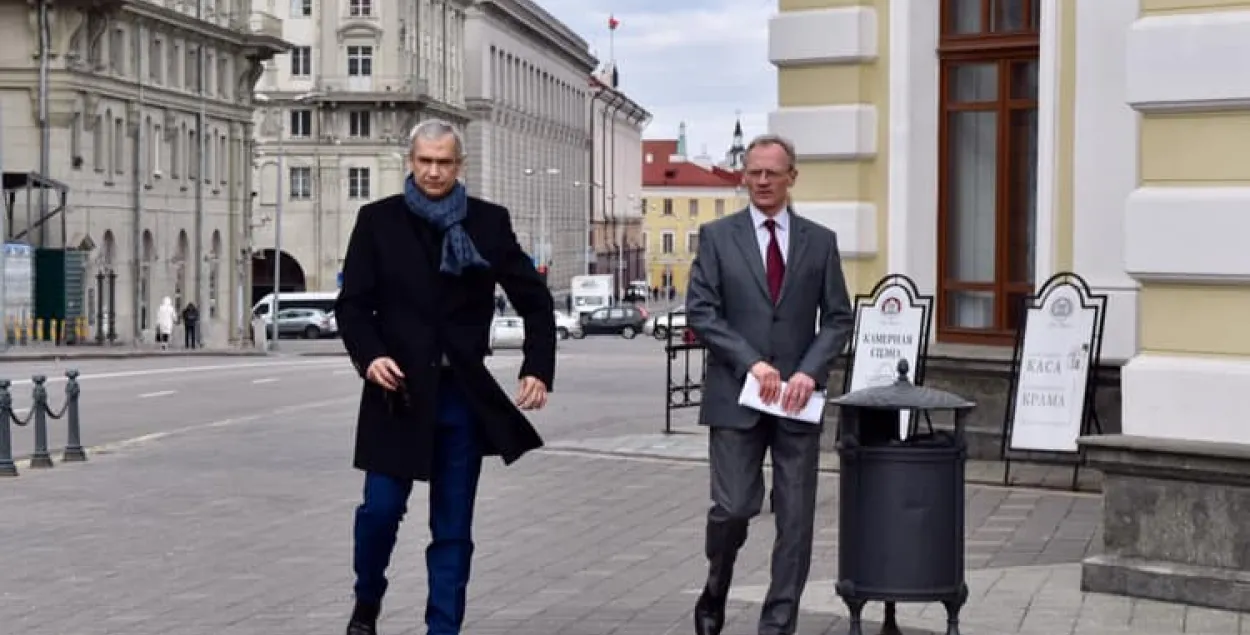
[155,296,176,350]
[685,133,855,635]
[334,118,557,635]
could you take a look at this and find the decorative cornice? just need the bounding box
[479,0,597,71]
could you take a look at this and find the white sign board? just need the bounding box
[1007,283,1097,453]
[847,285,926,439]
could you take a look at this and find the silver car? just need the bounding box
[267,307,337,339]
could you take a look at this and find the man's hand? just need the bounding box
[515,376,548,410]
[366,357,404,391]
[781,372,816,415]
[751,361,782,405]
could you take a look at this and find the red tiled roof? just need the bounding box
[642,139,741,188]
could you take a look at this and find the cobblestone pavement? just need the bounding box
[1,396,1244,635]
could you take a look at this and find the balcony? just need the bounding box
[248,11,283,39]
[316,76,429,102]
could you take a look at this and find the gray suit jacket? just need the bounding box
[686,208,854,432]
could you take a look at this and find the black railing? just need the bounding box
[663,316,705,434]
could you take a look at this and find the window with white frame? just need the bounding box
[686,231,698,253]
[291,0,311,17]
[349,0,372,17]
[348,111,371,138]
[290,46,311,77]
[661,231,674,254]
[348,167,370,199]
[347,46,373,77]
[290,166,312,199]
[289,109,312,137]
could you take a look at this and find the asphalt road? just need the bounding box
[0,334,686,462]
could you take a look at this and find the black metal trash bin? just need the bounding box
[830,359,976,635]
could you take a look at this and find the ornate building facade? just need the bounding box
[462,0,597,299]
[0,0,287,346]
[587,65,650,297]
[249,0,469,302]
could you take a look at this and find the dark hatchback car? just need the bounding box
[572,306,648,339]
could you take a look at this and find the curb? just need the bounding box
[0,350,270,362]
[539,446,1103,496]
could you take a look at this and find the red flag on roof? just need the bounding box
[609,14,619,30]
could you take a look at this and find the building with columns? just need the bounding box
[250,0,469,305]
[587,65,650,296]
[462,0,597,300]
[0,0,287,347]
[771,0,1250,611]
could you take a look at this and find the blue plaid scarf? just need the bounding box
[402,175,488,275]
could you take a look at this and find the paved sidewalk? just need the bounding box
[0,401,1242,634]
[545,428,1104,493]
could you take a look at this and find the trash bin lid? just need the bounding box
[830,359,975,411]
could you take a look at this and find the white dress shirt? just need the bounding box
[749,205,790,266]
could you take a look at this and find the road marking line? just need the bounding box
[138,390,175,398]
[6,359,348,387]
[251,378,278,384]
[6,396,356,471]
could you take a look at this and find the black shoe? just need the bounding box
[345,619,375,635]
[693,587,725,635]
[347,601,379,635]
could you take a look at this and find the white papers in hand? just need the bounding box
[737,374,827,424]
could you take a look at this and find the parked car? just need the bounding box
[489,316,525,350]
[553,310,581,340]
[572,306,647,339]
[645,307,687,340]
[266,307,337,339]
[489,315,566,350]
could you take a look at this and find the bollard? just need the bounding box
[62,370,85,462]
[28,375,53,468]
[0,380,16,477]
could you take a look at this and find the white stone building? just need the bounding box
[587,65,650,294]
[462,0,596,298]
[0,0,287,346]
[249,0,469,302]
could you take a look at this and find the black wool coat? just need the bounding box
[334,194,556,481]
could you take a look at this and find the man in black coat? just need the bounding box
[335,118,556,635]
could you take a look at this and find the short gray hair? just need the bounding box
[745,134,797,169]
[408,119,467,160]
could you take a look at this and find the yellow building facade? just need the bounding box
[641,187,746,294]
[772,0,1250,609]
[771,0,1250,438]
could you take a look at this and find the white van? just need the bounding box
[252,291,339,324]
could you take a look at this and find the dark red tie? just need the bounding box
[764,219,785,303]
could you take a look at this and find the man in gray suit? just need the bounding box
[686,134,854,635]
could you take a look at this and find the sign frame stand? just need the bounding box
[1000,271,1107,491]
[840,274,935,436]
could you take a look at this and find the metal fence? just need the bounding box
[663,316,705,434]
[0,370,85,476]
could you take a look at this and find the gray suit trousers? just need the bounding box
[708,417,821,635]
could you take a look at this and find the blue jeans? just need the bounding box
[353,378,483,634]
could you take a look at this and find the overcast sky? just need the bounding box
[539,0,777,163]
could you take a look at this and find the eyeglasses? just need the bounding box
[744,168,792,181]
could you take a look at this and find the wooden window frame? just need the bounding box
[936,0,1040,346]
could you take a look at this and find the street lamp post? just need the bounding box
[253,91,322,351]
[523,166,559,269]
